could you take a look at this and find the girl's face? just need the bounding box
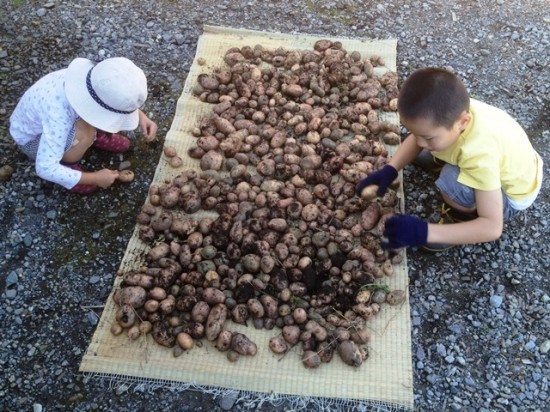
[402,112,471,152]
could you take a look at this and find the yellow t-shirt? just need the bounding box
[432,99,541,201]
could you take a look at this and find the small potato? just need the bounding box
[144,299,160,313]
[215,330,233,352]
[127,325,141,340]
[113,286,147,308]
[205,304,228,341]
[203,287,226,305]
[231,332,257,356]
[110,322,123,336]
[269,334,289,354]
[302,350,321,368]
[360,184,379,200]
[282,325,301,345]
[386,289,407,305]
[338,340,363,367]
[138,321,153,335]
[191,301,211,323]
[164,146,178,158]
[117,170,135,183]
[0,165,14,182]
[169,156,184,168]
[176,332,194,350]
[247,298,265,319]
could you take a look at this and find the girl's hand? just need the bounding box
[93,169,120,188]
[138,110,158,142]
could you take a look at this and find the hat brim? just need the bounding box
[64,58,139,133]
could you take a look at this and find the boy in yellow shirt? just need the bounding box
[356,67,543,251]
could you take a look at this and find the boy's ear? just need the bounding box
[457,111,471,132]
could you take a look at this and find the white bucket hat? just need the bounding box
[64,57,147,133]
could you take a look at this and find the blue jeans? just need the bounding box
[435,164,521,221]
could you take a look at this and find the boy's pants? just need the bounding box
[435,164,521,221]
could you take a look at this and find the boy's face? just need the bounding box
[402,112,470,152]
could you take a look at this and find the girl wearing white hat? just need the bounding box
[9,57,158,194]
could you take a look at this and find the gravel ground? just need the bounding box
[1,1,549,411]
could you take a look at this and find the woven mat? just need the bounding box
[80,25,413,411]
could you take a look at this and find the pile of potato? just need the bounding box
[111,40,406,368]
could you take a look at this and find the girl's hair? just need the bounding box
[397,67,470,129]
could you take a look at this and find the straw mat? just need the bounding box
[80,25,413,411]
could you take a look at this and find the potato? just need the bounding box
[176,332,194,350]
[127,325,141,340]
[215,330,233,352]
[247,298,265,319]
[191,301,211,323]
[318,341,335,363]
[269,334,289,354]
[169,156,184,168]
[117,170,134,183]
[138,321,153,335]
[338,340,363,367]
[202,287,226,305]
[361,202,382,230]
[149,287,167,301]
[386,289,407,305]
[0,165,14,182]
[259,295,279,319]
[231,333,257,356]
[282,325,301,345]
[144,299,160,313]
[152,321,176,348]
[205,304,228,341]
[110,322,123,336]
[115,304,136,328]
[163,146,177,158]
[360,184,379,200]
[113,286,147,308]
[302,350,321,368]
[147,242,170,262]
[350,327,371,345]
[231,304,250,325]
[123,272,154,289]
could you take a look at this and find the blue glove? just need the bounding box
[381,214,428,249]
[355,165,398,197]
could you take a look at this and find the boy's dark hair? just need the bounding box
[397,67,470,129]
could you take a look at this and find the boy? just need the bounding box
[9,57,158,194]
[356,67,543,251]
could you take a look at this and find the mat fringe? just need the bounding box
[81,372,413,412]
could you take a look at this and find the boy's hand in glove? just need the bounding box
[381,214,428,249]
[355,164,398,197]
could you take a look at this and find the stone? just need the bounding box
[490,295,503,308]
[219,391,239,410]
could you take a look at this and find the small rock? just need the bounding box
[5,289,17,299]
[490,295,503,308]
[89,276,101,284]
[43,2,55,9]
[24,234,33,247]
[36,8,47,17]
[46,210,57,220]
[0,50,7,59]
[219,390,239,410]
[487,380,498,389]
[115,384,129,396]
[539,340,550,354]
[174,33,185,45]
[6,271,18,287]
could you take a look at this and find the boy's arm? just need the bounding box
[388,134,423,171]
[427,188,504,244]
